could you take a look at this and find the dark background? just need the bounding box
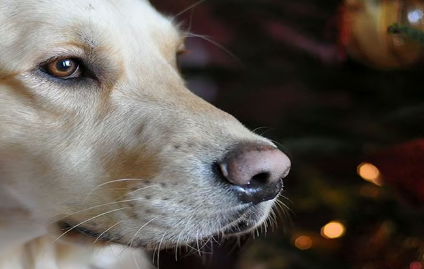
[148,1,424,268]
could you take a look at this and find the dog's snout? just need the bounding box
[216,143,291,204]
[219,143,291,186]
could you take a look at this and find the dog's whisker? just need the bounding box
[270,139,291,155]
[252,126,274,137]
[210,233,220,245]
[133,251,142,269]
[279,191,294,204]
[184,243,200,255]
[269,207,279,232]
[276,196,293,215]
[172,214,203,257]
[260,129,274,137]
[56,184,161,224]
[199,236,213,255]
[174,0,206,18]
[251,126,271,134]
[117,218,157,264]
[84,178,150,202]
[116,229,139,257]
[188,8,194,33]
[175,229,183,260]
[268,214,275,234]
[208,239,214,258]
[152,243,159,266]
[96,178,147,187]
[52,196,151,225]
[83,187,136,201]
[155,231,168,269]
[274,200,287,219]
[196,230,201,256]
[174,221,191,260]
[184,32,243,65]
[93,221,122,244]
[53,207,131,243]
[274,198,293,232]
[112,184,160,202]
[262,217,268,235]
[128,217,158,248]
[153,239,159,265]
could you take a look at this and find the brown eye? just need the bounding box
[45,58,80,79]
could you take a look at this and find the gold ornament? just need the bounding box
[341,0,424,69]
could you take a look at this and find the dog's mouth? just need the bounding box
[57,221,125,245]
[57,207,264,247]
[221,219,257,236]
[218,205,268,236]
[58,218,255,245]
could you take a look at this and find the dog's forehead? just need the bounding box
[3,0,178,34]
[67,0,178,39]
[70,0,183,53]
[0,0,182,72]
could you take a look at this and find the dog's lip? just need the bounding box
[57,203,265,246]
[217,205,264,237]
[57,221,123,244]
[221,219,256,236]
[230,180,283,205]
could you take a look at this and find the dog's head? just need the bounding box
[0,0,290,250]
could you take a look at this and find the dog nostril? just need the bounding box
[214,142,291,204]
[250,172,270,185]
[213,162,226,180]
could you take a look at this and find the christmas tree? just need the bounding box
[150,0,424,268]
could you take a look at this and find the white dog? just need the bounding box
[0,0,291,268]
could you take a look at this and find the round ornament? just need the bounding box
[340,0,424,69]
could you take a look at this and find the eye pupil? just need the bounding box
[56,59,73,72]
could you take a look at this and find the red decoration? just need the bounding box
[368,139,424,206]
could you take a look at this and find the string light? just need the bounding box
[357,162,382,186]
[321,221,346,239]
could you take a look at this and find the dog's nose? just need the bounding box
[216,143,291,204]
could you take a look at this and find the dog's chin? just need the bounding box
[56,219,257,249]
[221,218,261,236]
[56,203,271,249]
[55,221,124,247]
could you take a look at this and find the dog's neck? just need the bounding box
[0,184,47,261]
[0,194,153,269]
[0,215,47,258]
[0,219,152,269]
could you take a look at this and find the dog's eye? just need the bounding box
[43,58,81,79]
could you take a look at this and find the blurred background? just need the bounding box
[149,0,424,268]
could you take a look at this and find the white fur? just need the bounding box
[0,0,283,268]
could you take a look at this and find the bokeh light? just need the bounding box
[357,162,382,186]
[410,261,423,269]
[321,221,346,239]
[294,236,313,250]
